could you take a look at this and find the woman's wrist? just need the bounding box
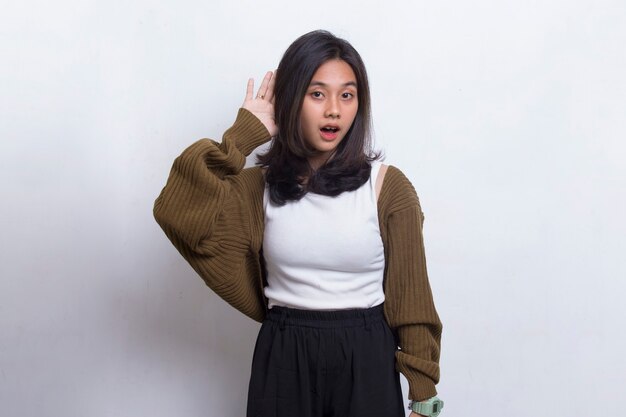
[408,396,444,417]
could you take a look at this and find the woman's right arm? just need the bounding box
[153,107,270,252]
[152,72,276,321]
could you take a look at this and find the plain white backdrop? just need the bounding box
[1,1,625,416]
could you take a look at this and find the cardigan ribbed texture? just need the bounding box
[153,108,442,401]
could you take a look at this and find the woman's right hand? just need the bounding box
[242,70,278,137]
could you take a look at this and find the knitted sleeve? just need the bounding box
[378,166,443,401]
[153,108,271,322]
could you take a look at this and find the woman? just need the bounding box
[154,30,443,417]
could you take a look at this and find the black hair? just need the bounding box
[257,30,379,205]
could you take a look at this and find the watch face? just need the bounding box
[410,398,443,416]
[433,400,444,416]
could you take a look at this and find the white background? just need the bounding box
[1,1,625,416]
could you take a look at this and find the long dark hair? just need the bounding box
[257,30,379,206]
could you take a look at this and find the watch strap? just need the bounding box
[409,396,444,417]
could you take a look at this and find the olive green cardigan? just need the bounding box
[153,108,442,401]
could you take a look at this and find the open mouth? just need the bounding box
[320,126,340,141]
[320,124,341,141]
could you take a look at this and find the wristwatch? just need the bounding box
[408,396,444,417]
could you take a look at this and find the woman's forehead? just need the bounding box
[309,60,357,88]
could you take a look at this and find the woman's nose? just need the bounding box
[324,98,340,119]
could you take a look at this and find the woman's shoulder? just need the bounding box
[241,165,264,178]
[377,165,421,213]
[379,164,417,195]
[234,165,266,194]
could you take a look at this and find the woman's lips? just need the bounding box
[320,127,339,141]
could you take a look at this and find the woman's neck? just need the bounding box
[307,151,334,171]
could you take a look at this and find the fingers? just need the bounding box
[256,71,273,100]
[265,70,276,103]
[246,70,276,103]
[245,78,254,101]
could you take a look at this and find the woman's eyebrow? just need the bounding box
[309,81,358,88]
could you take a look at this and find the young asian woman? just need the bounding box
[153,29,443,417]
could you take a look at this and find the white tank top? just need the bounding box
[262,162,386,310]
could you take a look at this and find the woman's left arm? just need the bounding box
[378,166,443,403]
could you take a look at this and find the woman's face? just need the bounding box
[299,59,358,169]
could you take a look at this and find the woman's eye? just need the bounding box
[342,92,354,99]
[311,91,323,98]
